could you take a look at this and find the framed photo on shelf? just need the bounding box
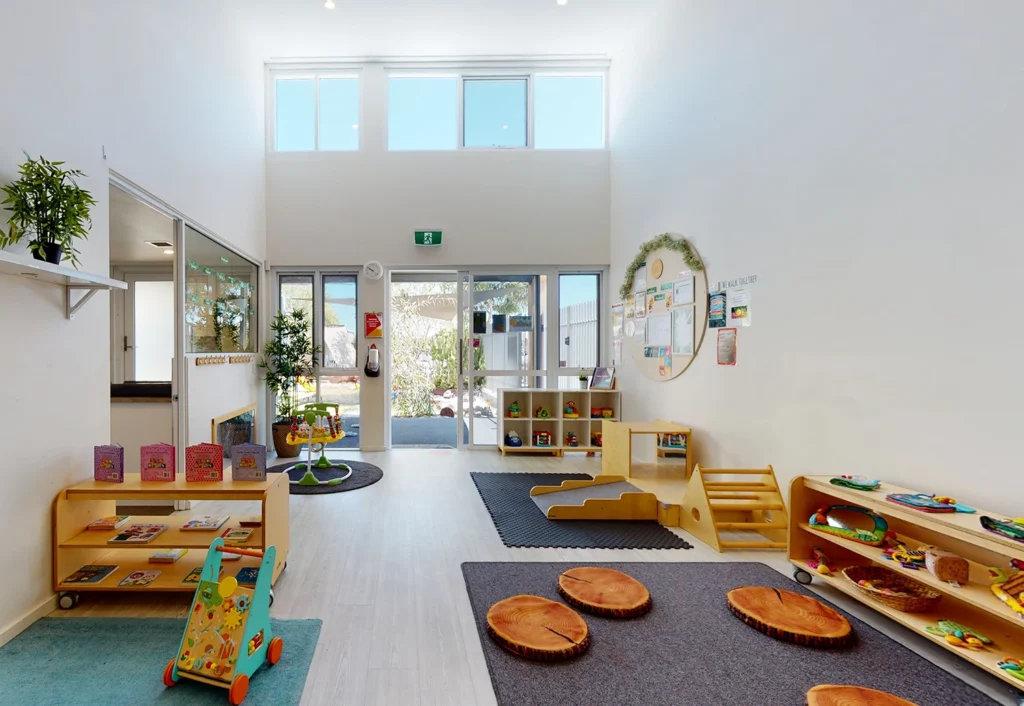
[589,367,615,390]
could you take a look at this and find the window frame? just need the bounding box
[386,72,462,151]
[532,72,607,151]
[459,74,532,151]
[270,69,363,152]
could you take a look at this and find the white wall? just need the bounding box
[610,0,1024,513]
[187,363,261,447]
[0,0,265,641]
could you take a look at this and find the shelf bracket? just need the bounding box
[65,286,101,320]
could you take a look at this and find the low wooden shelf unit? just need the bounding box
[53,473,289,603]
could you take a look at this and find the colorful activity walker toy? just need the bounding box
[164,539,282,705]
[285,403,349,487]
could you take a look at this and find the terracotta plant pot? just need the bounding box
[271,422,301,458]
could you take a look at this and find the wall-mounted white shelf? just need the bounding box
[0,249,127,319]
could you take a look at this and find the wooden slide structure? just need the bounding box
[529,475,660,521]
[680,464,789,551]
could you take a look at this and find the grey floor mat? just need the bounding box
[462,562,997,706]
[530,481,644,515]
[471,472,692,549]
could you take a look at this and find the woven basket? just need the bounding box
[842,565,942,613]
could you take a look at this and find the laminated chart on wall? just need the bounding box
[709,291,727,328]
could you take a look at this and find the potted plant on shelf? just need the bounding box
[258,308,321,458]
[578,373,590,390]
[0,153,96,267]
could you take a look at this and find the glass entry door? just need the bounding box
[458,271,547,448]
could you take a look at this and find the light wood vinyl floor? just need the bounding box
[48,450,1016,705]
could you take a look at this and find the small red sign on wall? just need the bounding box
[365,312,383,338]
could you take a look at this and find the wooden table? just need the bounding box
[53,473,289,605]
[601,420,694,481]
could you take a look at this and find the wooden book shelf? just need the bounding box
[53,474,289,604]
[789,476,1024,691]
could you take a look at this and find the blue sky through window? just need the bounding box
[276,79,315,151]
[319,78,359,151]
[560,274,598,308]
[535,76,604,149]
[464,79,527,148]
[389,77,458,150]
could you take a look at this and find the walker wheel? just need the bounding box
[268,636,284,665]
[228,673,249,705]
[58,592,79,610]
[163,659,178,687]
[793,568,813,586]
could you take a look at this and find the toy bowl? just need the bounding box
[590,408,602,418]
[601,408,614,418]
[842,565,942,613]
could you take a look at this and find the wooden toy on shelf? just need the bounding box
[886,493,975,514]
[924,619,991,650]
[829,475,880,491]
[533,431,552,448]
[507,401,521,419]
[809,505,889,546]
[496,388,621,457]
[565,432,579,448]
[164,539,283,704]
[534,406,551,419]
[563,401,579,419]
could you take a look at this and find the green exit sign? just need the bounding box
[415,230,442,246]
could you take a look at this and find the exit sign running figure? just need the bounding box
[415,231,442,246]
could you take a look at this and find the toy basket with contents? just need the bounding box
[842,565,943,613]
[163,538,283,705]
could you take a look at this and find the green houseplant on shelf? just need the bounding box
[0,153,96,267]
[578,373,590,390]
[258,308,322,458]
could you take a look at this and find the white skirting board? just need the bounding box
[0,595,56,648]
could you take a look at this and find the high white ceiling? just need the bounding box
[109,185,175,264]
[233,0,662,59]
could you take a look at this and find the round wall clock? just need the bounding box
[363,261,384,281]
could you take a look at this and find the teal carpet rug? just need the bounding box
[0,618,321,705]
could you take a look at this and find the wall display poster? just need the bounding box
[660,352,672,377]
[365,312,384,338]
[644,346,654,358]
[492,314,507,333]
[611,304,624,339]
[709,291,727,328]
[653,293,668,314]
[673,276,695,306]
[660,282,674,308]
[672,306,695,356]
[635,291,647,320]
[646,287,657,315]
[635,264,647,292]
[612,339,622,366]
[473,311,488,334]
[509,315,532,332]
[729,287,752,327]
[625,294,635,318]
[717,327,738,366]
[646,313,672,348]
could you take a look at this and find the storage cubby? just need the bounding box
[561,419,590,450]
[496,388,622,457]
[531,391,560,421]
[504,392,531,421]
[531,420,558,449]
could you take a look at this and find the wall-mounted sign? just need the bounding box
[365,312,383,338]
[415,230,442,246]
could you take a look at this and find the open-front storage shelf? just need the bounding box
[789,475,1024,691]
[496,388,621,456]
[54,474,289,596]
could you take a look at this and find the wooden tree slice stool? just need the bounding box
[807,685,918,706]
[557,567,652,618]
[486,595,590,661]
[727,586,852,648]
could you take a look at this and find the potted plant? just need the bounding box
[0,153,96,267]
[578,373,590,390]
[258,308,321,458]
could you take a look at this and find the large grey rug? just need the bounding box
[462,562,996,706]
[471,472,692,549]
[267,460,383,495]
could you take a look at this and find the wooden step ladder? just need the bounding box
[680,464,789,552]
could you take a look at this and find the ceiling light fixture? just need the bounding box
[163,249,174,255]
[145,240,174,249]
[557,0,568,5]
[324,0,335,8]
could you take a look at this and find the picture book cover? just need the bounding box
[221,527,253,546]
[85,515,131,531]
[93,444,124,483]
[235,567,260,587]
[107,523,169,544]
[140,442,176,481]
[180,515,230,531]
[182,566,224,584]
[230,443,267,481]
[119,570,161,587]
[149,548,188,563]
[185,442,224,482]
[63,564,119,584]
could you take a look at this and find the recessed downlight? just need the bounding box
[557,0,568,5]
[325,0,335,8]
[163,249,174,255]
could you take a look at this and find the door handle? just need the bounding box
[124,336,134,351]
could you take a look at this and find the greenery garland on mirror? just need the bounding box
[619,233,704,300]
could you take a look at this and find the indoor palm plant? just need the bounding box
[0,153,96,267]
[258,308,322,457]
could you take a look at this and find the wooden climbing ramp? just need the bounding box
[680,465,789,551]
[529,475,659,521]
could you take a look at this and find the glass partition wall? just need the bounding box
[184,225,257,354]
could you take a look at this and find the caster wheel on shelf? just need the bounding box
[268,589,275,607]
[163,659,178,687]
[228,673,249,705]
[793,568,813,586]
[267,636,284,665]
[58,592,79,610]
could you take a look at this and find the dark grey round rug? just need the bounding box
[267,460,384,495]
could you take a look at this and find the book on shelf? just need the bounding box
[185,442,224,482]
[220,527,253,546]
[180,515,230,531]
[107,523,169,545]
[235,567,259,587]
[237,516,262,528]
[149,548,188,564]
[182,566,224,584]
[140,442,176,481]
[119,570,161,587]
[85,515,131,531]
[63,564,119,585]
[93,444,124,483]
[230,444,267,481]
